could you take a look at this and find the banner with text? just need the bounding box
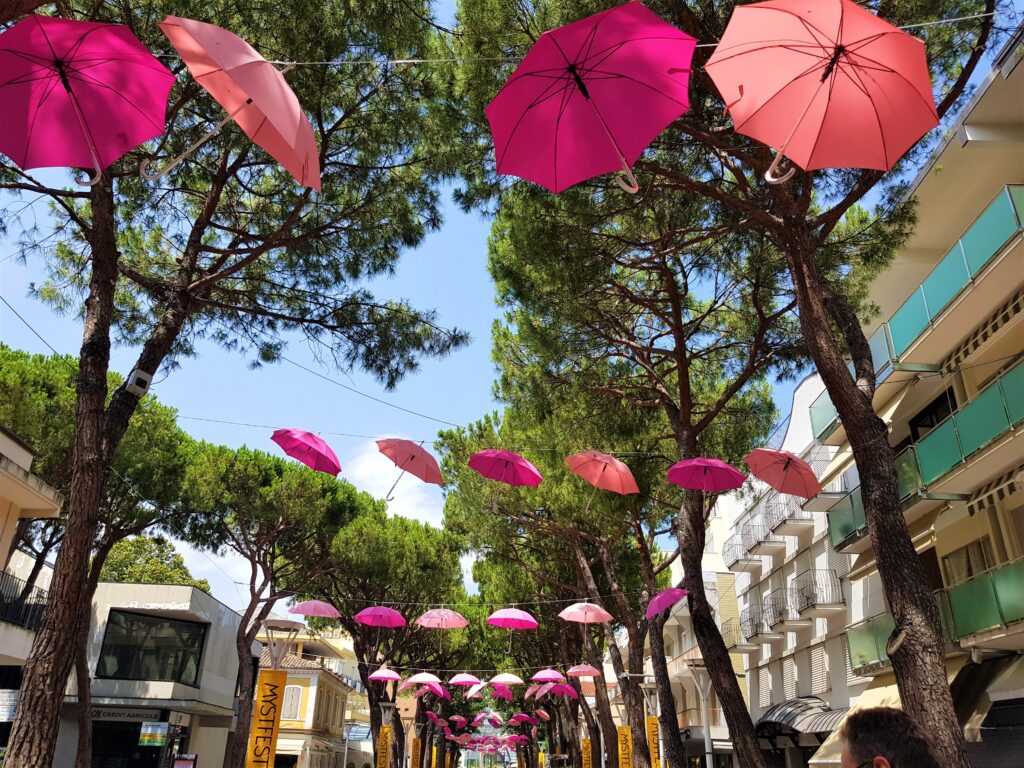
[646,716,660,768]
[616,726,632,768]
[245,670,287,768]
[411,738,422,768]
[581,738,592,768]
[377,725,392,768]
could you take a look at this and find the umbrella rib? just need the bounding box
[20,75,63,166]
[844,49,938,115]
[705,41,829,67]
[833,62,892,166]
[578,34,696,71]
[493,78,573,167]
[68,68,166,129]
[583,68,691,108]
[727,58,830,132]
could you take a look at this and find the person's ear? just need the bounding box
[873,758,892,768]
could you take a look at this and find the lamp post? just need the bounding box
[379,700,397,768]
[400,713,416,768]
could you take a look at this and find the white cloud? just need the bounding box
[343,438,445,527]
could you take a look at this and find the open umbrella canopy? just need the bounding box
[744,448,823,499]
[157,15,320,189]
[491,672,525,685]
[549,683,579,699]
[531,668,565,683]
[289,599,340,618]
[271,429,341,476]
[0,15,175,181]
[466,682,488,700]
[407,672,442,685]
[535,709,550,722]
[704,0,937,181]
[415,608,468,630]
[565,451,640,494]
[469,450,543,487]
[666,457,745,493]
[368,668,402,683]
[487,608,539,630]
[449,673,482,686]
[566,664,601,678]
[485,1,696,194]
[534,682,556,699]
[376,438,444,485]
[353,606,406,627]
[645,588,689,619]
[558,602,614,624]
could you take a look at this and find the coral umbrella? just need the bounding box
[449,673,482,687]
[667,457,745,493]
[531,669,565,683]
[535,709,550,722]
[376,438,444,500]
[353,606,406,627]
[491,683,514,701]
[744,448,823,499]
[565,451,640,495]
[369,668,402,683]
[415,608,468,630]
[558,602,614,624]
[271,429,341,476]
[491,672,525,685]
[289,599,340,618]
[151,15,320,188]
[0,15,175,185]
[645,588,689,619]
[470,450,543,487]
[566,664,601,678]
[486,2,696,194]
[704,0,938,183]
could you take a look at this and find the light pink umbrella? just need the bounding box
[415,608,468,629]
[535,709,550,722]
[368,668,402,683]
[353,606,406,627]
[645,587,690,619]
[565,451,640,495]
[469,450,543,487]
[377,438,444,499]
[531,669,565,683]
[485,2,697,194]
[449,673,482,686]
[151,15,320,188]
[524,684,540,699]
[466,682,487,700]
[534,682,556,699]
[491,672,524,685]
[472,713,489,726]
[271,429,341,476]
[288,599,341,618]
[407,672,442,685]
[566,664,601,678]
[487,608,539,631]
[744,448,823,499]
[667,457,745,493]
[397,679,416,693]
[558,602,614,624]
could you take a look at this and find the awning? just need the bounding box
[756,696,849,735]
[966,465,1022,517]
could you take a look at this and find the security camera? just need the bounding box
[125,369,152,397]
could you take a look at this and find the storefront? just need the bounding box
[88,708,197,768]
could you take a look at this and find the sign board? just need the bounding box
[538,752,545,768]
[0,690,18,723]
[581,739,592,768]
[245,669,287,768]
[377,725,392,768]
[411,737,422,768]
[139,721,169,747]
[169,711,192,727]
[93,707,161,722]
[645,716,660,768]
[616,726,632,768]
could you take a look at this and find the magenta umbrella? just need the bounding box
[0,15,175,185]
[645,588,689,619]
[271,429,341,476]
[289,599,340,618]
[491,684,514,701]
[566,664,601,678]
[487,608,539,630]
[667,457,745,493]
[486,2,696,194]
[368,668,402,683]
[558,602,614,624]
[744,448,822,499]
[353,606,406,627]
[531,669,565,683]
[469,450,543,487]
[549,683,578,700]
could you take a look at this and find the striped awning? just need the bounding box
[941,286,1024,373]
[966,465,1022,516]
[756,696,849,735]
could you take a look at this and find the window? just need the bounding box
[942,537,995,586]
[96,610,206,686]
[282,685,302,720]
[908,388,957,442]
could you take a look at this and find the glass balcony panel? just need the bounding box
[991,560,1024,626]
[872,613,896,655]
[889,288,929,358]
[868,326,893,379]
[953,383,1011,459]
[961,189,1019,276]
[1002,361,1024,426]
[914,418,962,486]
[921,243,970,320]
[1010,185,1024,221]
[827,488,866,549]
[895,447,921,499]
[810,391,839,440]
[948,573,1001,636]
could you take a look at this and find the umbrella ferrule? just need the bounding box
[567,64,590,99]
[53,59,72,92]
[821,45,845,82]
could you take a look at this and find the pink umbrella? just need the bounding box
[744,448,823,499]
[289,599,341,618]
[0,15,175,185]
[466,682,488,700]
[449,673,482,686]
[491,683,514,701]
[397,679,416,693]
[531,669,565,683]
[486,2,696,194]
[558,602,614,624]
[377,438,444,499]
[471,713,489,726]
[407,672,442,685]
[534,682,556,699]
[566,664,601,678]
[369,668,402,683]
[415,687,431,699]
[645,588,690,619]
[565,452,640,495]
[271,429,341,476]
[524,684,540,699]
[535,710,550,722]
[488,713,505,725]
[353,606,406,627]
[666,457,745,493]
[415,608,468,629]
[151,16,320,188]
[469,450,543,487]
[450,715,468,729]
[487,608,539,631]
[491,672,525,685]
[549,683,578,700]
[705,0,937,183]
[425,682,450,700]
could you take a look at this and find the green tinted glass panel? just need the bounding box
[868,326,893,376]
[934,592,957,645]
[954,384,1010,458]
[846,622,882,668]
[921,244,970,320]
[872,613,896,657]
[992,560,1024,625]
[948,574,1001,636]
[810,391,839,440]
[915,418,963,485]
[961,190,1018,276]
[889,289,929,357]
[1001,361,1024,425]
[895,448,921,499]
[1010,186,1024,223]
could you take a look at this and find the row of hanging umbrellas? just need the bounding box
[1,0,937,194]
[288,600,615,627]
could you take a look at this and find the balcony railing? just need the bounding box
[301,654,365,692]
[764,590,789,628]
[945,558,1024,638]
[897,358,1024,497]
[0,570,48,631]
[744,519,784,554]
[678,707,726,729]
[790,570,844,614]
[720,617,742,649]
[740,605,766,639]
[765,494,812,531]
[804,444,847,494]
[847,594,958,674]
[723,535,744,568]
[827,487,867,551]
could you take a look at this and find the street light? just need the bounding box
[262,617,304,669]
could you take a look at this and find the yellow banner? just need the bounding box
[411,738,422,768]
[539,752,545,768]
[377,725,392,768]
[445,749,452,768]
[616,726,632,768]
[581,738,592,768]
[245,669,287,768]
[646,716,660,768]
[432,746,438,768]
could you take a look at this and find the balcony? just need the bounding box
[723,534,760,574]
[300,654,365,692]
[668,645,705,680]
[766,494,814,537]
[765,588,812,632]
[745,520,786,557]
[791,570,845,619]
[721,616,759,656]
[826,487,870,554]
[741,604,783,644]
[846,612,896,676]
[0,570,47,631]
[946,558,1024,648]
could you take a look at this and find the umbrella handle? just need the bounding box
[66,91,104,188]
[140,108,243,181]
[764,152,796,184]
[74,164,102,187]
[585,98,640,195]
[385,470,407,502]
[614,167,640,194]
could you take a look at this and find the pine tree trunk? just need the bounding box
[786,244,970,768]
[73,626,92,768]
[647,616,688,768]
[223,628,257,768]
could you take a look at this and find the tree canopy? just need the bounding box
[98,535,211,592]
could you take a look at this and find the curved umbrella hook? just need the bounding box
[74,164,103,187]
[764,152,796,184]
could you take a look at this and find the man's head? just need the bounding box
[839,707,942,768]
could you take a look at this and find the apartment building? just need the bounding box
[722,29,1024,768]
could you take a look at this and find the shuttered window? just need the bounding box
[810,643,829,694]
[828,547,851,577]
[758,666,771,709]
[782,656,797,699]
[282,684,302,720]
[843,635,869,687]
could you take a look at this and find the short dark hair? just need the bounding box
[840,707,941,768]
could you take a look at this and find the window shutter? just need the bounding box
[782,656,796,699]
[810,643,829,694]
[282,684,302,720]
[828,547,850,577]
[758,666,771,709]
[842,635,869,687]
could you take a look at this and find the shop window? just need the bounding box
[282,685,302,720]
[96,610,205,686]
[942,537,995,586]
